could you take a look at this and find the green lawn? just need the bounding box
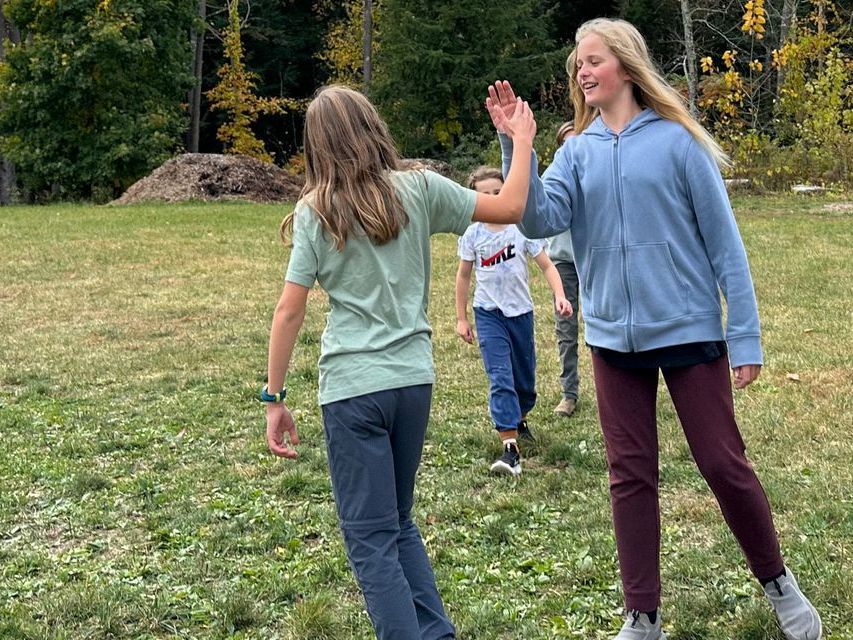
[0,196,850,639]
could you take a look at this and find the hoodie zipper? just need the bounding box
[611,135,635,351]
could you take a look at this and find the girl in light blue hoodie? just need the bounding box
[488,18,821,640]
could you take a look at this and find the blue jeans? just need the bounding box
[322,384,455,640]
[473,307,537,431]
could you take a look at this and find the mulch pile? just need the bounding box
[110,153,304,205]
[111,153,460,206]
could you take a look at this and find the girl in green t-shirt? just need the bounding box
[260,84,537,640]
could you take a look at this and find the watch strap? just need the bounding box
[260,384,286,403]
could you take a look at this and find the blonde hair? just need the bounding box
[556,121,575,146]
[466,166,504,190]
[566,18,729,167]
[281,85,407,249]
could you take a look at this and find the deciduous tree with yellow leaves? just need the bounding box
[697,0,850,187]
[207,0,301,163]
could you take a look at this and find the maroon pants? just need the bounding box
[592,352,784,611]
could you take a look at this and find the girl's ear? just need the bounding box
[616,59,632,82]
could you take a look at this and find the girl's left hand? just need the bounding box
[266,402,300,458]
[555,296,574,317]
[732,364,761,389]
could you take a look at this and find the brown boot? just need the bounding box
[553,397,577,417]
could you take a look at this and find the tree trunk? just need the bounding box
[1,0,19,45]
[362,0,373,93]
[680,0,698,116]
[189,0,206,153]
[0,0,17,204]
[779,0,798,44]
[777,0,798,97]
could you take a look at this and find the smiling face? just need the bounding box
[575,33,634,112]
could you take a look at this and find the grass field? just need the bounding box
[0,195,850,639]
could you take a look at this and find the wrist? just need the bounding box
[260,384,287,403]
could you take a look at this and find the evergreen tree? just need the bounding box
[374,0,564,156]
[546,0,621,45]
[241,0,327,159]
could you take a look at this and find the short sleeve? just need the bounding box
[423,170,477,235]
[525,237,547,258]
[457,226,477,261]
[284,205,319,288]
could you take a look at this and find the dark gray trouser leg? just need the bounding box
[554,261,580,400]
[322,385,455,640]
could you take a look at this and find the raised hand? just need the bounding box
[502,99,537,146]
[485,81,519,133]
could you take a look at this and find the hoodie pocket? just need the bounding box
[585,246,628,322]
[627,242,688,323]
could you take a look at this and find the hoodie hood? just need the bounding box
[583,108,662,139]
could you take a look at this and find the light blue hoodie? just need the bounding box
[501,109,762,367]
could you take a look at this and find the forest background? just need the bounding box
[0,0,850,203]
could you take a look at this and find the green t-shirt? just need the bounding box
[285,170,477,405]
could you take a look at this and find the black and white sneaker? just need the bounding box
[517,419,535,442]
[490,441,521,476]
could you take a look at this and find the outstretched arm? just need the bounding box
[487,81,576,239]
[472,91,536,224]
[533,251,573,317]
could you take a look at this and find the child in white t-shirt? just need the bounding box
[455,166,573,476]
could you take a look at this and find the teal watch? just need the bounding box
[260,384,287,403]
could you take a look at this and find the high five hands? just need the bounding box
[485,81,535,142]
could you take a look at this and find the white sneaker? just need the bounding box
[612,611,666,640]
[764,566,822,639]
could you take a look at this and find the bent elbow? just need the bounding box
[506,200,524,222]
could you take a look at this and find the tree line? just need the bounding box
[0,0,849,203]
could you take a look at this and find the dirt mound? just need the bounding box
[111,153,304,205]
[401,158,456,178]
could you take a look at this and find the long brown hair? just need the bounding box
[281,85,408,249]
[566,18,729,167]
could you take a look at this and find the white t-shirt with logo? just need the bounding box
[457,223,547,317]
